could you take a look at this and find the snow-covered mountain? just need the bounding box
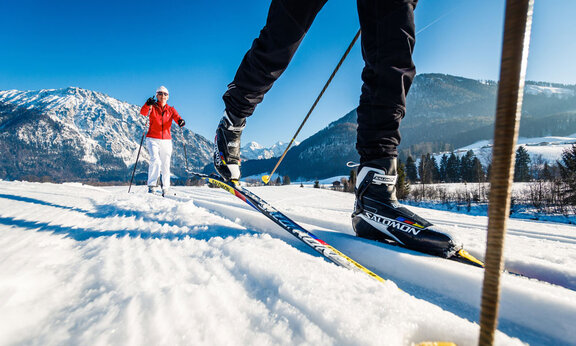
[241,141,298,160]
[0,87,212,182]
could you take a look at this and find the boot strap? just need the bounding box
[354,171,397,216]
[353,171,375,216]
[223,111,246,131]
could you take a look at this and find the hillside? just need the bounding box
[240,74,576,180]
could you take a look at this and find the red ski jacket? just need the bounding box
[140,103,183,140]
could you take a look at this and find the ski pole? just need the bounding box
[180,125,190,173]
[479,0,534,345]
[179,124,190,186]
[128,107,152,193]
[262,29,361,184]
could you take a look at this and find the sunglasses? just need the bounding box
[156,92,168,96]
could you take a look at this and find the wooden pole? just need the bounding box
[479,0,534,345]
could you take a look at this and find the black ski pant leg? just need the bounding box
[223,0,328,120]
[356,0,417,162]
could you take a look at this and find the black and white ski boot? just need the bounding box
[352,158,462,258]
[214,110,245,182]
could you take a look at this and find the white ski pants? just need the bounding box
[146,137,173,188]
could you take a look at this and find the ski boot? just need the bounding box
[352,157,462,258]
[214,110,245,183]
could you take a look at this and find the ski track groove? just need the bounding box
[506,229,576,243]
[148,187,576,295]
[271,198,576,291]
[182,186,576,292]
[433,219,576,243]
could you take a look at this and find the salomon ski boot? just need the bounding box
[352,158,462,257]
[214,111,245,182]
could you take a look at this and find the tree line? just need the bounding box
[248,144,576,216]
[404,150,487,184]
[331,144,576,216]
[401,145,567,185]
[393,144,576,215]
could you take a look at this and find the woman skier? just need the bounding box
[140,86,185,196]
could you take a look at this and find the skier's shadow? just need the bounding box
[0,193,91,214]
[0,192,190,227]
[0,193,256,242]
[0,215,252,242]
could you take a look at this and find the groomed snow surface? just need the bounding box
[1,181,575,346]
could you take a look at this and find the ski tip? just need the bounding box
[457,249,485,268]
[261,175,270,184]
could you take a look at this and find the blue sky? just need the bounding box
[1,0,575,146]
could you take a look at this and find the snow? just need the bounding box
[1,181,575,345]
[434,134,576,168]
[525,85,575,98]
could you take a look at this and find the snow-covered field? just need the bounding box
[1,181,575,346]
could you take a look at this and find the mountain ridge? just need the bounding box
[239,74,576,180]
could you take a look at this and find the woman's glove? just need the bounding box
[146,97,156,106]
